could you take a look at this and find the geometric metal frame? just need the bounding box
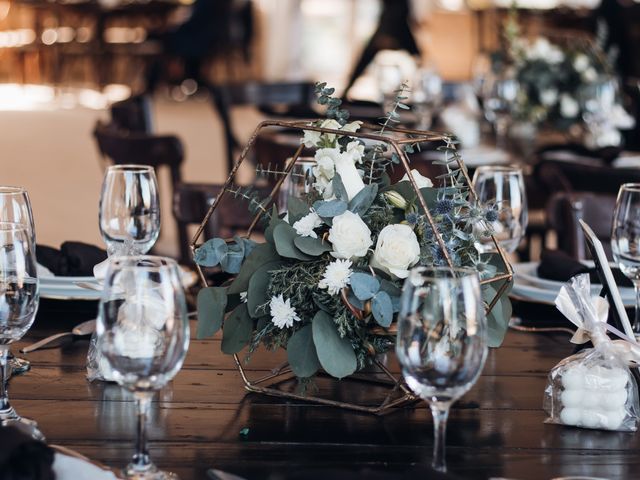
[190,119,513,415]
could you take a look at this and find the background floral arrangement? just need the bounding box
[194,83,512,382]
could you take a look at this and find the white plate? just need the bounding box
[39,285,103,301]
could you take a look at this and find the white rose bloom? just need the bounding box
[345,141,365,164]
[312,148,339,197]
[320,119,342,142]
[318,259,353,295]
[334,152,365,200]
[400,169,433,188]
[301,128,321,148]
[611,104,635,129]
[582,67,598,83]
[560,94,579,118]
[573,54,590,73]
[370,224,421,279]
[540,89,558,107]
[269,294,301,329]
[292,211,323,238]
[328,211,373,259]
[341,121,363,133]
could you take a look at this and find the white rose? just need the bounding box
[334,152,365,200]
[320,119,342,142]
[341,121,363,133]
[560,94,579,118]
[573,54,590,73]
[540,89,558,107]
[345,141,365,164]
[370,224,421,279]
[400,169,433,189]
[301,129,321,148]
[328,211,373,259]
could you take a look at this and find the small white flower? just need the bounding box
[370,224,421,279]
[320,119,342,142]
[292,211,323,238]
[269,294,301,329]
[560,94,580,118]
[540,89,558,107]
[312,148,340,197]
[318,259,353,295]
[573,54,590,73]
[301,129,322,148]
[400,169,433,188]
[341,121,363,133]
[582,67,598,83]
[240,291,248,303]
[345,141,365,163]
[328,211,373,260]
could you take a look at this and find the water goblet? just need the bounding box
[482,72,519,150]
[472,165,528,254]
[611,183,640,336]
[412,67,443,130]
[99,165,160,257]
[396,267,488,472]
[97,256,189,479]
[0,186,36,375]
[0,222,43,439]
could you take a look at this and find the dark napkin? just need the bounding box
[0,426,55,480]
[37,241,107,277]
[538,142,623,164]
[276,466,464,480]
[537,249,633,288]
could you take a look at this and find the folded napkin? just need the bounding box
[537,249,632,288]
[53,453,118,480]
[37,242,107,277]
[0,425,55,480]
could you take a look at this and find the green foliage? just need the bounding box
[196,287,227,339]
[273,223,313,261]
[312,310,357,379]
[315,82,350,125]
[287,325,321,378]
[350,272,380,301]
[221,303,253,354]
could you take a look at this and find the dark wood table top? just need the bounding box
[9,307,639,480]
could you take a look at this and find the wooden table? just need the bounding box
[8,307,640,480]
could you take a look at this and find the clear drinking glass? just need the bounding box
[97,256,189,479]
[377,62,404,111]
[0,223,42,439]
[277,158,315,213]
[99,165,160,256]
[472,165,528,254]
[412,67,443,130]
[612,183,640,336]
[482,73,519,150]
[0,186,36,375]
[396,267,488,472]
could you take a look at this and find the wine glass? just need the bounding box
[277,158,315,213]
[97,255,189,479]
[99,165,160,257]
[412,66,443,130]
[377,61,404,112]
[0,222,43,439]
[472,165,528,254]
[0,186,36,375]
[482,72,519,150]
[396,267,488,472]
[611,183,640,336]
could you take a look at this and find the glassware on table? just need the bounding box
[482,72,519,151]
[376,61,404,112]
[579,75,621,148]
[612,183,640,336]
[97,256,189,480]
[0,186,36,375]
[0,222,43,439]
[99,165,160,257]
[472,165,528,254]
[277,157,315,213]
[396,267,488,472]
[412,67,443,130]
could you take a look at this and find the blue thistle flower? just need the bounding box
[434,199,454,215]
[406,212,419,226]
[485,208,499,223]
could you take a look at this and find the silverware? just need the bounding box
[207,469,248,480]
[20,319,96,353]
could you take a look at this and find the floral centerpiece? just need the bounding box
[193,83,512,391]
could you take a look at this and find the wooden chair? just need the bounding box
[110,95,154,133]
[92,121,188,262]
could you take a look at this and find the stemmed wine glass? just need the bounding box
[472,165,528,254]
[99,165,160,257]
[482,72,519,151]
[97,256,189,479]
[396,267,488,472]
[0,186,36,375]
[611,183,640,336]
[0,223,43,439]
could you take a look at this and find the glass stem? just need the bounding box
[430,403,450,473]
[131,391,153,472]
[634,282,640,335]
[495,117,508,151]
[0,348,11,413]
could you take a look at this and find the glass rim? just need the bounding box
[106,164,155,173]
[620,183,640,192]
[409,266,478,279]
[474,165,523,174]
[0,185,28,195]
[107,255,179,271]
[0,221,29,232]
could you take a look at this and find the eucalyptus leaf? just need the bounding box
[348,184,378,216]
[482,285,511,348]
[294,236,331,256]
[196,287,227,339]
[247,261,283,318]
[193,238,228,267]
[221,303,253,354]
[312,311,357,379]
[371,291,393,327]
[346,290,365,311]
[228,242,278,294]
[350,272,380,301]
[287,325,321,378]
[273,223,313,261]
[332,174,349,202]
[265,204,284,244]
[313,200,348,218]
[287,196,310,225]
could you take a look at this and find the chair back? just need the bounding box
[110,95,154,133]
